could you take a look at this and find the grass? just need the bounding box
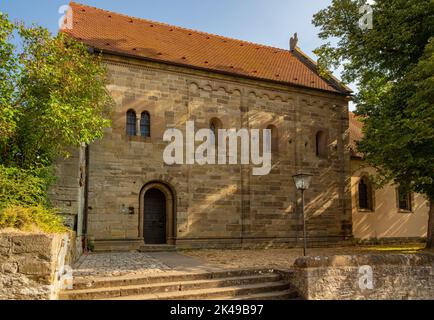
[360,244,426,254]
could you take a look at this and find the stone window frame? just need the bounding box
[266,124,279,154]
[396,186,414,213]
[315,130,328,158]
[210,117,223,149]
[126,109,137,136]
[356,176,375,213]
[140,111,151,138]
[124,108,152,143]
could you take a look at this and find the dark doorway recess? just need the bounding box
[143,188,167,244]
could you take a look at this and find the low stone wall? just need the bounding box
[0,232,74,300]
[68,233,83,264]
[291,254,434,300]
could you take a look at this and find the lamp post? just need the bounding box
[292,173,313,256]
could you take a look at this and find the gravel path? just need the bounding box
[73,252,171,278]
[182,245,426,270]
[71,244,427,279]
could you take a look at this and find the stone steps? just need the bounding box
[139,245,177,252]
[218,289,300,301]
[92,240,143,252]
[104,281,293,300]
[61,274,280,300]
[70,269,275,290]
[60,269,299,301]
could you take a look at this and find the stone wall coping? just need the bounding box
[293,253,434,269]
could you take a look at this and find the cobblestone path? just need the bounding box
[73,252,171,277]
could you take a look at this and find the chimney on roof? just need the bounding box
[290,33,298,52]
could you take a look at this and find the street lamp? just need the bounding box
[292,172,313,256]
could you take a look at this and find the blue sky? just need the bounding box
[0,0,356,108]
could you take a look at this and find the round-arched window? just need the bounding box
[140,112,151,137]
[126,110,137,136]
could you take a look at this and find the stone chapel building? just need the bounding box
[50,2,353,252]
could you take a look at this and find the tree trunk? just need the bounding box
[427,199,434,249]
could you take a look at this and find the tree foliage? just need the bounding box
[313,0,434,247]
[0,13,113,168]
[359,40,434,198]
[313,0,434,99]
[0,13,20,142]
[0,13,113,233]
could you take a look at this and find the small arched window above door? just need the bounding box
[316,130,327,158]
[126,110,137,136]
[210,118,223,146]
[140,111,151,137]
[266,125,279,153]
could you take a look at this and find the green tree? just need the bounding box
[0,13,113,168]
[313,0,434,248]
[0,13,19,143]
[0,13,113,232]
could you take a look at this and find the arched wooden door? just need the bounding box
[143,188,167,244]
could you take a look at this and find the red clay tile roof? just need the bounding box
[63,2,350,94]
[349,112,364,158]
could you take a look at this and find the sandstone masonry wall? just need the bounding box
[51,53,352,250]
[0,232,72,300]
[291,254,434,300]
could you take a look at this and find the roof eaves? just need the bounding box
[94,46,349,96]
[293,47,353,95]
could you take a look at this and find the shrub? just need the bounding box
[0,205,68,233]
[0,165,54,209]
[87,239,95,252]
[0,165,68,233]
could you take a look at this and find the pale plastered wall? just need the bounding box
[351,159,429,240]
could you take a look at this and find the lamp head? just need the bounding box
[292,173,313,191]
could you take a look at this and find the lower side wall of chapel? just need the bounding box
[49,58,352,251]
[70,132,353,251]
